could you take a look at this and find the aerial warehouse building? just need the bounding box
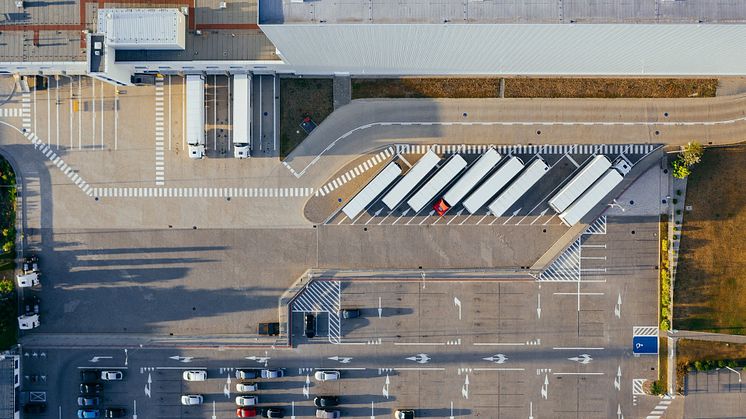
[382,149,440,210]
[233,74,252,159]
[407,155,468,213]
[186,74,206,159]
[433,148,501,215]
[462,156,524,214]
[488,159,550,217]
[548,155,612,213]
[558,169,624,227]
[342,162,403,219]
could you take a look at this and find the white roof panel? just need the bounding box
[98,8,186,50]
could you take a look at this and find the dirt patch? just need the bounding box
[504,78,717,98]
[674,145,746,335]
[280,77,334,159]
[352,78,501,99]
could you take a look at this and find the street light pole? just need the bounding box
[725,366,742,383]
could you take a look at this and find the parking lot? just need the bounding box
[323,143,658,227]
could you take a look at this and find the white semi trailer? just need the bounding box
[186,74,206,159]
[342,162,402,220]
[232,74,252,159]
[488,158,549,217]
[433,148,501,215]
[462,156,524,214]
[548,155,611,213]
[559,169,624,227]
[407,154,467,213]
[382,149,440,210]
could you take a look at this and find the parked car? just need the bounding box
[77,410,100,419]
[104,408,126,418]
[235,369,260,380]
[314,370,340,381]
[315,409,341,418]
[262,407,285,418]
[100,370,123,381]
[181,395,203,406]
[24,296,40,315]
[236,407,257,418]
[258,322,280,336]
[394,409,415,419]
[80,370,99,382]
[80,383,103,394]
[236,395,258,406]
[77,397,99,407]
[340,309,361,319]
[236,382,259,392]
[23,255,39,273]
[23,403,47,414]
[260,369,284,379]
[183,370,207,381]
[314,396,340,408]
[305,313,316,338]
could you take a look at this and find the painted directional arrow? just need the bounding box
[224,373,232,398]
[449,401,455,419]
[212,401,217,419]
[89,356,113,363]
[133,400,137,419]
[483,354,508,364]
[614,366,621,391]
[245,355,271,364]
[537,294,542,319]
[303,375,310,399]
[541,374,548,400]
[461,375,469,399]
[529,401,534,419]
[406,353,430,364]
[144,373,152,398]
[382,374,390,399]
[169,355,193,363]
[617,403,622,419]
[328,356,353,364]
[370,401,376,419]
[378,297,382,318]
[454,297,462,320]
[567,354,593,364]
[614,293,622,319]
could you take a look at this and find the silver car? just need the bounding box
[180,395,203,406]
[316,409,341,418]
[261,369,284,379]
[314,370,340,382]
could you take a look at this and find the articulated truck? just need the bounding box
[186,74,206,159]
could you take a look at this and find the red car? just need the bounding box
[433,198,450,216]
[237,407,257,417]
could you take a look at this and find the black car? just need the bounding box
[80,383,103,394]
[341,309,361,319]
[262,407,285,418]
[235,369,260,380]
[104,407,126,418]
[23,403,47,414]
[81,370,99,382]
[314,396,340,408]
[305,313,316,338]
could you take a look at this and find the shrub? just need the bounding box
[694,361,704,371]
[661,239,668,250]
[1,241,11,253]
[0,279,11,294]
[681,141,704,166]
[672,159,691,179]
[676,189,682,196]
[660,319,670,331]
[650,380,665,395]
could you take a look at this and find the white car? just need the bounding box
[236,382,258,392]
[314,370,340,382]
[235,395,258,406]
[183,370,207,381]
[181,395,203,406]
[100,370,123,381]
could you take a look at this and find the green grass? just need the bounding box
[0,155,16,350]
[674,145,746,335]
[279,78,334,159]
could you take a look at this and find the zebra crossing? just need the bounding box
[645,394,673,419]
[21,92,31,130]
[0,108,23,118]
[538,216,607,281]
[23,130,93,196]
[154,77,165,186]
[291,280,342,344]
[394,143,657,156]
[92,186,315,199]
[316,147,394,197]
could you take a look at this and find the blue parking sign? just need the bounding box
[633,336,658,355]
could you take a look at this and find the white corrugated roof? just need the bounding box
[261,24,746,75]
[98,8,186,50]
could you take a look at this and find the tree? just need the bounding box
[0,278,11,294]
[680,141,704,166]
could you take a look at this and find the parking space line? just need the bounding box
[552,372,605,376]
[474,368,525,371]
[473,342,525,346]
[394,342,446,346]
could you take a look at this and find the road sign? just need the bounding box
[632,336,658,355]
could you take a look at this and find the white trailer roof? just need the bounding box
[488,159,549,217]
[559,169,623,227]
[343,162,402,219]
[382,149,440,210]
[462,156,524,214]
[232,74,252,146]
[548,155,611,213]
[97,8,186,50]
[407,155,467,212]
[442,148,501,206]
[186,75,205,146]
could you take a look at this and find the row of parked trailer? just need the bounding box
[342,147,629,227]
[185,74,252,160]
